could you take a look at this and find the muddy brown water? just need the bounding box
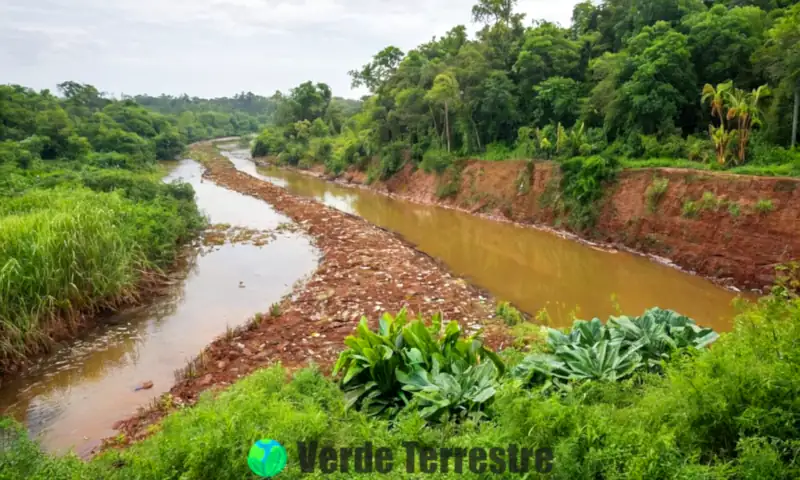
[0,159,318,455]
[222,147,747,332]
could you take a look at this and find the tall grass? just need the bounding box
[0,185,203,368]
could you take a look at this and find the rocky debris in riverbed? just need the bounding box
[101,144,512,452]
[133,381,153,391]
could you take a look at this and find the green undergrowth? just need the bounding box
[0,167,204,368]
[3,285,800,479]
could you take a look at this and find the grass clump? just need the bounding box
[495,301,524,326]
[681,199,699,218]
[644,177,669,213]
[0,182,203,368]
[755,198,775,214]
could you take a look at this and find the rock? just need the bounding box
[197,374,214,387]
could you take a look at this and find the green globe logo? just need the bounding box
[248,439,287,477]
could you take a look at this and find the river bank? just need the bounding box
[258,159,800,292]
[103,142,508,449]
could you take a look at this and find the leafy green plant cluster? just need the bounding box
[557,156,619,230]
[495,301,524,326]
[6,290,800,479]
[332,309,504,421]
[755,198,775,214]
[644,177,669,213]
[512,308,718,391]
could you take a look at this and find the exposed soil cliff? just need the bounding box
[332,161,800,291]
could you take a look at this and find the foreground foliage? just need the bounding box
[3,289,800,479]
[513,308,719,391]
[333,309,504,421]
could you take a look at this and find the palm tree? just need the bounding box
[726,85,771,164]
[701,82,733,125]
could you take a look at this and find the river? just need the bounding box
[222,145,744,331]
[0,159,318,455]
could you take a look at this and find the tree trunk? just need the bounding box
[470,115,482,151]
[429,106,439,140]
[792,84,799,149]
[444,101,451,153]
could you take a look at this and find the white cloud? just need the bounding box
[1,0,581,98]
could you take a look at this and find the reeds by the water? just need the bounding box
[0,186,203,371]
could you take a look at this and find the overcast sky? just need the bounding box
[1,0,580,99]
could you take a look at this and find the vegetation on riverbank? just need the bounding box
[253,0,800,229]
[3,275,799,478]
[0,83,241,371]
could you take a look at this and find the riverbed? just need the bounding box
[222,146,744,332]
[0,159,318,455]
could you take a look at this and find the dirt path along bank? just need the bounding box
[106,143,505,449]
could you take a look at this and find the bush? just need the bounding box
[644,177,669,213]
[495,301,524,326]
[755,198,775,214]
[420,148,453,174]
[378,142,406,180]
[558,156,619,230]
[332,309,504,420]
[513,308,718,390]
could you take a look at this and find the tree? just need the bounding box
[758,3,800,147]
[349,47,405,93]
[426,73,460,152]
[604,22,697,136]
[701,81,733,124]
[471,0,518,26]
[682,5,767,88]
[726,84,771,163]
[533,77,582,127]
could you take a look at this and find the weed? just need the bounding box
[755,198,775,214]
[645,177,669,213]
[515,160,534,195]
[435,161,465,199]
[682,199,699,218]
[728,201,741,217]
[270,303,281,317]
[699,191,724,211]
[495,301,524,326]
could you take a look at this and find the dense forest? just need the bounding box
[254,0,800,182]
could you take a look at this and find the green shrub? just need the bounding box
[332,309,504,420]
[558,156,618,230]
[699,191,723,211]
[378,142,406,180]
[420,148,453,174]
[512,308,718,390]
[728,202,742,217]
[682,199,699,218]
[755,198,775,214]
[495,301,524,326]
[645,177,669,213]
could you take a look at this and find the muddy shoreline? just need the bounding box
[101,143,509,452]
[252,158,765,295]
